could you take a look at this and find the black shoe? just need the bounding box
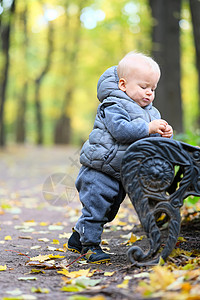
[67,229,82,254]
[82,245,110,264]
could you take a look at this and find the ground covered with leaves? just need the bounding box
[1,145,200,300]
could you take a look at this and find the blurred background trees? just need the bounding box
[0,0,199,146]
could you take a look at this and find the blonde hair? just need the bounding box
[117,51,160,79]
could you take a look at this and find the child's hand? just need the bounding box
[149,119,168,135]
[161,124,173,138]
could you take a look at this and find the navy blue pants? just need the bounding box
[74,166,126,245]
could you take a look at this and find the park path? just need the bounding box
[0,145,139,300]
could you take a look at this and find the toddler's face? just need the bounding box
[119,65,160,108]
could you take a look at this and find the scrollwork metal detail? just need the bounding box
[139,157,174,192]
[121,137,200,266]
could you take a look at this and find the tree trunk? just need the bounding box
[149,0,183,133]
[189,0,200,127]
[34,20,54,145]
[54,115,71,144]
[0,0,16,146]
[16,82,28,143]
[54,2,83,144]
[16,3,28,143]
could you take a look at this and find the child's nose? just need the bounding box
[146,89,152,95]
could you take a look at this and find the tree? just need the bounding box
[0,0,16,146]
[54,0,83,144]
[189,0,200,127]
[149,0,183,133]
[16,2,28,143]
[34,17,54,145]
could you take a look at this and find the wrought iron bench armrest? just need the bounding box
[121,137,200,266]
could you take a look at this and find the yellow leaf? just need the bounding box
[24,219,35,223]
[90,296,107,300]
[121,232,145,245]
[63,243,67,251]
[170,248,192,258]
[118,221,127,226]
[59,232,70,239]
[129,233,137,243]
[178,236,187,242]
[150,266,175,291]
[39,222,48,226]
[31,287,49,293]
[0,265,7,271]
[4,235,12,240]
[158,256,165,266]
[181,282,192,292]
[30,269,45,274]
[101,239,109,245]
[30,254,54,262]
[117,279,129,289]
[56,248,65,252]
[48,254,65,259]
[156,213,166,222]
[61,285,82,292]
[51,239,60,245]
[104,271,115,276]
[85,249,94,261]
[58,268,91,278]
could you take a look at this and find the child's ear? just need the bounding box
[118,78,126,92]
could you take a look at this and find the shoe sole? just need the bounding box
[86,259,111,264]
[82,256,111,264]
[66,244,82,254]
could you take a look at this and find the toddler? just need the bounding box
[67,52,173,263]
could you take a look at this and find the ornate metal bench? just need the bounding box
[121,137,200,266]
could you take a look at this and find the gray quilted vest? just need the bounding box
[80,66,161,180]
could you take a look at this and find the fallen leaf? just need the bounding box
[31,287,49,293]
[133,272,150,279]
[117,279,129,289]
[26,261,59,269]
[6,288,22,296]
[18,236,33,240]
[101,239,109,245]
[58,268,92,278]
[30,269,45,274]
[120,232,145,245]
[39,222,49,226]
[149,266,175,291]
[75,276,102,287]
[59,232,70,239]
[90,296,107,300]
[30,245,41,250]
[61,285,82,292]
[18,276,37,281]
[170,248,193,258]
[48,225,64,231]
[0,265,7,271]
[4,235,12,241]
[51,239,60,245]
[30,254,65,262]
[104,271,115,276]
[47,246,57,251]
[61,277,101,292]
[30,254,53,262]
[38,238,50,242]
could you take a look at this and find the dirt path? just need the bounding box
[0,145,144,300]
[1,145,200,300]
